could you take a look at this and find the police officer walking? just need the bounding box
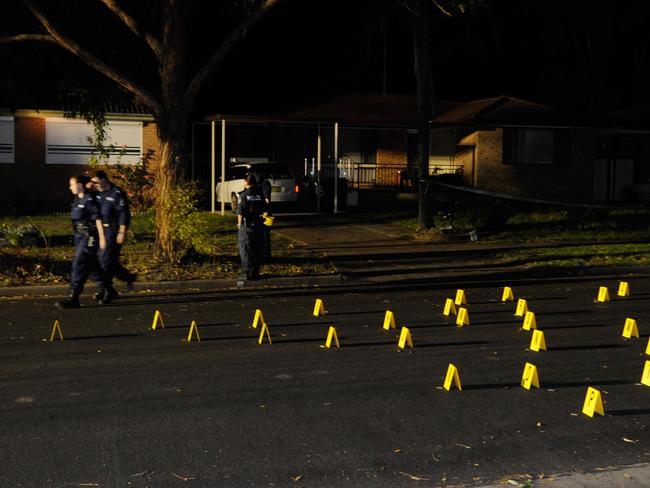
[236,174,265,280]
[91,170,136,303]
[56,175,109,309]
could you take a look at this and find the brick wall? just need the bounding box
[142,121,160,171]
[376,130,407,166]
[474,128,594,202]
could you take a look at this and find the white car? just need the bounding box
[216,162,298,211]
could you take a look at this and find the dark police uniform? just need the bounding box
[236,184,265,279]
[96,184,132,289]
[66,192,106,304]
[261,178,272,261]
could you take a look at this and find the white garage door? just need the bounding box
[46,118,142,165]
[0,116,14,164]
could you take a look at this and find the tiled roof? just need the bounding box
[431,95,585,127]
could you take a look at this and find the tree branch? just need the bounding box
[0,33,56,44]
[184,0,281,109]
[21,0,163,115]
[431,0,453,17]
[99,0,164,61]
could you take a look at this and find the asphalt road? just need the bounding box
[1,277,649,487]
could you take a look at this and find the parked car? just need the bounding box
[216,162,298,211]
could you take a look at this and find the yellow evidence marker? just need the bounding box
[49,319,64,342]
[521,362,540,390]
[502,286,515,302]
[646,337,650,356]
[258,322,272,345]
[252,309,266,329]
[514,299,528,317]
[618,281,630,297]
[582,387,605,417]
[529,330,547,352]
[443,298,457,316]
[641,360,650,387]
[443,364,462,391]
[595,286,610,302]
[456,307,470,327]
[325,326,340,348]
[383,310,396,330]
[522,311,537,331]
[150,310,165,330]
[397,327,414,349]
[622,318,639,339]
[313,298,327,316]
[186,320,201,342]
[455,289,467,306]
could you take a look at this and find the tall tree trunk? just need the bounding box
[412,0,434,230]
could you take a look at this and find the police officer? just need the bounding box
[260,176,272,261]
[91,170,136,303]
[236,173,265,280]
[56,175,108,309]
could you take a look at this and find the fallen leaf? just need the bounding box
[393,448,402,453]
[455,443,472,449]
[623,437,638,444]
[399,471,430,481]
[291,475,303,482]
[507,480,519,486]
[171,473,195,481]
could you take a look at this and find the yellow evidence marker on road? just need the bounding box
[646,337,650,356]
[325,326,340,348]
[622,318,639,339]
[313,298,327,316]
[49,319,63,342]
[641,360,650,387]
[595,286,610,302]
[443,364,462,391]
[258,322,272,345]
[397,327,413,349]
[582,387,605,417]
[186,320,201,342]
[522,311,537,331]
[515,299,528,317]
[618,281,630,297]
[502,286,515,302]
[521,362,540,390]
[455,289,467,306]
[443,298,457,316]
[252,309,266,329]
[150,310,165,330]
[456,307,470,327]
[383,310,396,330]
[529,330,547,352]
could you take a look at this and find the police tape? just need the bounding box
[428,181,641,210]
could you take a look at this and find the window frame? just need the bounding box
[0,116,15,164]
[502,127,571,166]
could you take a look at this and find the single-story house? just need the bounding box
[0,106,160,212]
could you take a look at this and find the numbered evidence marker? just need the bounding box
[582,387,605,417]
[258,322,272,345]
[522,311,537,331]
[641,360,650,387]
[397,327,413,349]
[502,286,515,302]
[383,310,396,330]
[49,319,63,342]
[595,286,610,302]
[186,320,201,342]
[514,299,528,317]
[313,298,327,317]
[529,330,547,352]
[443,363,462,391]
[252,309,266,329]
[622,318,640,339]
[618,281,630,297]
[456,307,470,327]
[454,289,467,306]
[324,326,340,348]
[443,298,457,317]
[150,310,165,330]
[521,362,540,390]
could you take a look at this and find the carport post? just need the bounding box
[317,124,322,213]
[221,119,226,216]
[211,121,215,213]
[334,122,339,214]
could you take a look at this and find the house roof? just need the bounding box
[431,95,585,127]
[0,100,154,121]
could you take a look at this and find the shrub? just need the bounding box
[0,223,40,247]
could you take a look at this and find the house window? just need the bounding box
[45,118,142,165]
[503,128,570,165]
[0,116,14,164]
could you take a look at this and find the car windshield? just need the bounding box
[249,163,293,180]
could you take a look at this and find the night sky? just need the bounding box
[2,0,650,117]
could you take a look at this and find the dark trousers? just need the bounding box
[70,233,106,295]
[262,226,272,261]
[238,224,262,276]
[98,227,132,286]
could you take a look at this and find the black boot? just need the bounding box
[94,289,105,301]
[55,291,81,309]
[125,272,137,291]
[98,286,118,305]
